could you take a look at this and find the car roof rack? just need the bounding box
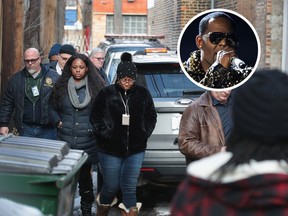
[104,34,165,43]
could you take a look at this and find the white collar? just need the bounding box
[56,62,62,75]
[187,152,288,183]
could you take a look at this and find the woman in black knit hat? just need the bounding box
[90,52,157,216]
[171,69,288,216]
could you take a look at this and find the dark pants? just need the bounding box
[78,164,95,210]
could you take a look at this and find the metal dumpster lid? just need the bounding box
[0,135,86,174]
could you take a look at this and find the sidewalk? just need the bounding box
[73,171,121,216]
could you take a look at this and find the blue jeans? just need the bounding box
[98,151,145,208]
[19,124,57,140]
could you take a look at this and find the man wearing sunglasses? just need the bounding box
[0,47,59,139]
[183,11,252,88]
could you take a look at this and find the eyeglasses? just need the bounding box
[93,57,105,61]
[59,55,69,61]
[120,78,135,84]
[24,57,39,64]
[202,32,239,48]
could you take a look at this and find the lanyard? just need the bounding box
[119,92,130,114]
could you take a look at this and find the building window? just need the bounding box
[107,15,114,34]
[106,15,147,34]
[66,0,77,6]
[65,9,77,26]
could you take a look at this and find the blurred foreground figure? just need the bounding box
[171,69,288,216]
[0,198,43,216]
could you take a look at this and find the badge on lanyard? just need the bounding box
[31,86,39,97]
[122,114,130,126]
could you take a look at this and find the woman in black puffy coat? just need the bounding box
[90,52,157,216]
[49,53,106,216]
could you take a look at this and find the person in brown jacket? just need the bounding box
[178,90,232,164]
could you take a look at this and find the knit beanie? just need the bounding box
[232,69,288,143]
[48,43,61,58]
[116,52,137,81]
[59,44,76,55]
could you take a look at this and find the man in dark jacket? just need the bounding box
[0,47,59,139]
[48,44,76,75]
[89,47,109,84]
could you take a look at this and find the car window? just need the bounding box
[143,74,200,98]
[135,63,203,98]
[106,46,148,58]
[108,58,121,83]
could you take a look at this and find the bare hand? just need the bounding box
[221,146,226,152]
[0,127,9,136]
[216,50,236,69]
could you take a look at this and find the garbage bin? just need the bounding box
[0,134,88,216]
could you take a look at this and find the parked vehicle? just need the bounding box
[106,48,205,185]
[97,34,169,71]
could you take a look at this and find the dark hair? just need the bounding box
[50,53,106,107]
[198,12,236,35]
[212,129,288,180]
[212,69,288,180]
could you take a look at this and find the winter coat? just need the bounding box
[178,91,225,164]
[49,86,98,164]
[171,152,288,216]
[90,83,157,157]
[0,65,59,130]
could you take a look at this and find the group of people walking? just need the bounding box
[0,45,157,216]
[2,12,288,215]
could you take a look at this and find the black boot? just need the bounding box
[81,190,95,216]
[81,207,92,216]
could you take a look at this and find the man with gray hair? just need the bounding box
[89,47,109,84]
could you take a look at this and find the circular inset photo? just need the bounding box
[177,9,260,90]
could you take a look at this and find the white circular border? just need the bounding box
[177,8,261,91]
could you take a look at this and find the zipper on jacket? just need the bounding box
[33,103,36,122]
[125,91,129,153]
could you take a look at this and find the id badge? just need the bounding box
[122,114,130,126]
[31,86,39,97]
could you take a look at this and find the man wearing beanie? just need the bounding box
[90,52,157,216]
[48,44,76,75]
[48,43,61,62]
[171,69,288,216]
[178,90,232,164]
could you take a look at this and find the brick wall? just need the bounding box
[147,0,181,50]
[91,0,147,48]
[268,0,283,69]
[148,0,284,69]
[93,0,147,14]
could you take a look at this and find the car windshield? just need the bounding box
[143,73,201,98]
[135,63,203,98]
[106,46,150,59]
